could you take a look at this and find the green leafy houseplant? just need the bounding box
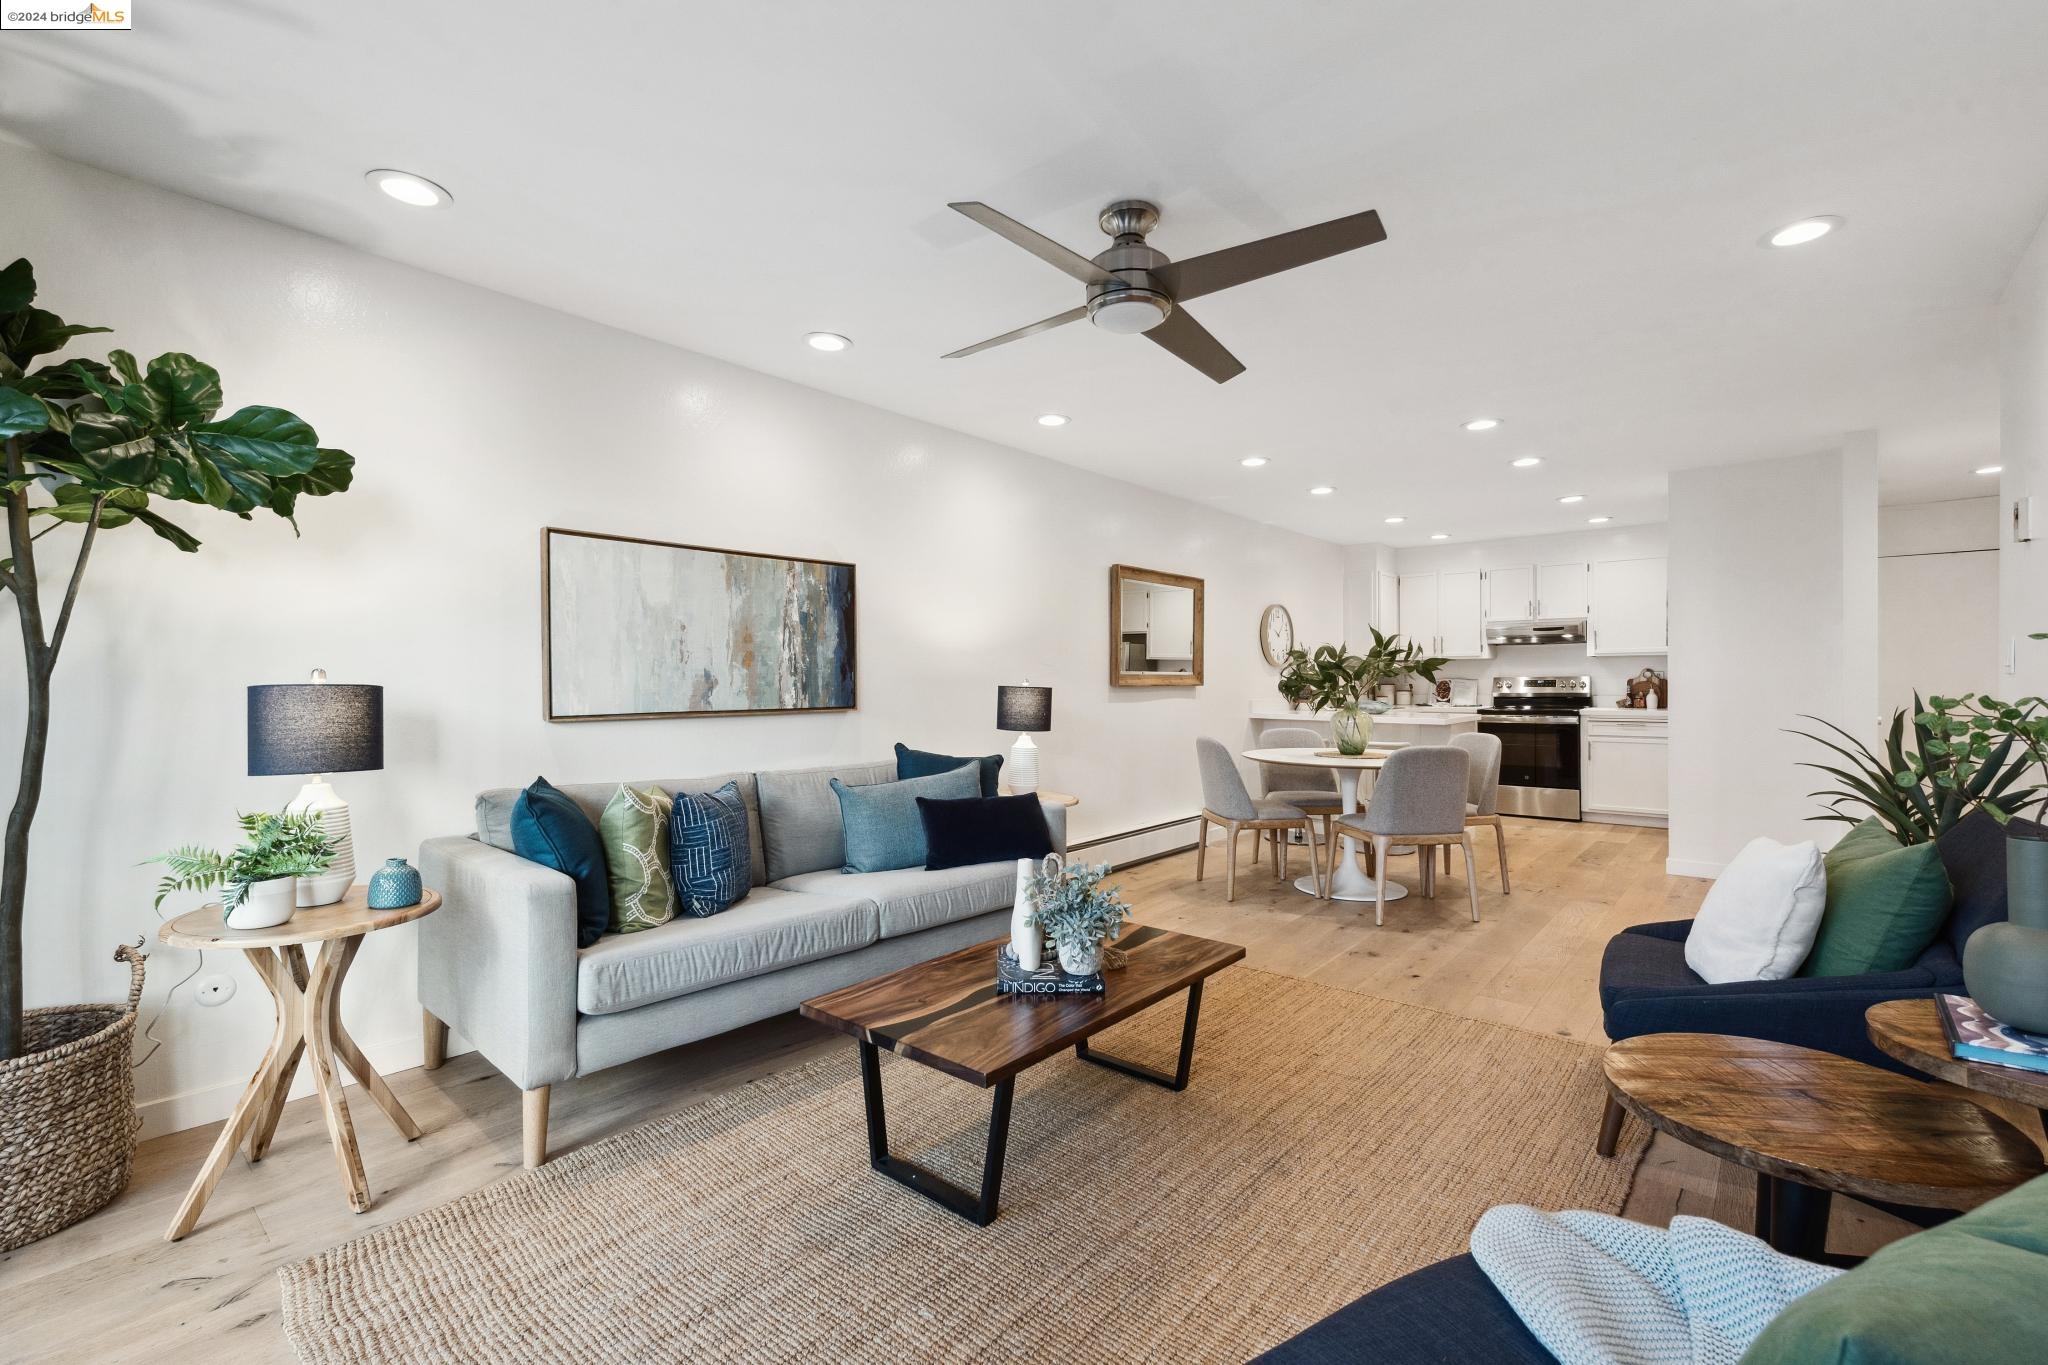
[1277,629,1450,754]
[147,811,336,912]
[1026,860,1131,975]
[0,256,354,1060]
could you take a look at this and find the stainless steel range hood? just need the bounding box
[1486,620,1589,646]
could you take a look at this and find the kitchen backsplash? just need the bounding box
[1430,643,1668,707]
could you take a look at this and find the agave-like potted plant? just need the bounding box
[147,811,337,930]
[1277,629,1449,755]
[0,255,353,1250]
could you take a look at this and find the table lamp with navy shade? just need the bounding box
[996,684,1052,795]
[248,670,383,907]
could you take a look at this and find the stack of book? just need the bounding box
[1939,994,2048,1074]
[995,944,1104,997]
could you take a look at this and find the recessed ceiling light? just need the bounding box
[1462,418,1501,432]
[1557,494,1585,504]
[1766,216,1842,247]
[1240,456,1269,468]
[1429,533,1450,541]
[1384,515,1406,525]
[804,331,852,352]
[364,169,451,209]
[1308,485,1336,497]
[1511,456,1543,469]
[1588,516,1612,524]
[1037,413,1069,427]
[1976,465,2004,475]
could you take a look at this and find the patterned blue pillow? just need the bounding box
[668,781,751,917]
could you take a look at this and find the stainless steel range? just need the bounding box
[1479,676,1591,820]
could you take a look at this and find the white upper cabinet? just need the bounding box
[1590,556,1668,655]
[1375,571,1399,636]
[1536,561,1590,619]
[1484,565,1535,622]
[1145,588,1195,658]
[1437,570,1489,658]
[1398,573,1439,655]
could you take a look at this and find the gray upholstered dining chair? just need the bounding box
[1334,745,1477,925]
[1439,731,1509,893]
[1254,724,1342,869]
[1194,737,1325,901]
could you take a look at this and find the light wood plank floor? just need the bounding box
[0,817,1994,1363]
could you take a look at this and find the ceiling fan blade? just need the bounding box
[949,202,1119,286]
[1153,209,1386,302]
[1145,306,1245,383]
[941,305,1088,359]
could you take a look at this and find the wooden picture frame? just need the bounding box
[541,527,857,722]
[1109,564,1205,688]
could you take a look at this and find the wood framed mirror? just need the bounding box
[1110,565,1204,687]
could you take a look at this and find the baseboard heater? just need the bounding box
[1069,814,1204,871]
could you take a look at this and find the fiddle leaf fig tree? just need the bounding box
[0,256,355,1061]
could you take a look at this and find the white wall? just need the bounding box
[0,144,1345,1137]
[1666,445,1879,878]
[1877,498,1999,714]
[1387,526,1669,705]
[2003,209,2048,697]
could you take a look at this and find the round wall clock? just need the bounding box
[1260,603,1295,666]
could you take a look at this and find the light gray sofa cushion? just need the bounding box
[575,886,877,1015]
[755,760,894,882]
[773,861,1016,939]
[476,773,767,887]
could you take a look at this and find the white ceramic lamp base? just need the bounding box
[287,777,356,907]
[1006,734,1039,795]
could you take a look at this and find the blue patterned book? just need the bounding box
[1938,994,2048,1075]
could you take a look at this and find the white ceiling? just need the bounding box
[4,1,2046,544]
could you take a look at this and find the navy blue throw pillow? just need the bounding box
[895,741,1002,799]
[917,794,1054,871]
[510,777,611,949]
[669,781,752,917]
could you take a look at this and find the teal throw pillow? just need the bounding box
[510,777,611,949]
[1800,818,1953,977]
[895,742,1003,798]
[1744,1173,2048,1364]
[832,765,981,872]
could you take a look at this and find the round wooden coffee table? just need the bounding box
[1604,1033,2043,1259]
[1867,997,2048,1120]
[156,884,439,1241]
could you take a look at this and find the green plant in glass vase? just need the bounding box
[1277,629,1449,755]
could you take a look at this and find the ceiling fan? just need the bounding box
[942,198,1386,383]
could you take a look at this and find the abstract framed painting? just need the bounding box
[541,527,856,721]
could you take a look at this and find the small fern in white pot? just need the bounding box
[147,810,336,929]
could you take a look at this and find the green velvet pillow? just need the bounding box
[1744,1173,2048,1363]
[599,784,676,934]
[1799,818,1952,977]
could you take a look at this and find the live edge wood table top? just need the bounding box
[801,925,1244,1087]
[1866,997,2048,1112]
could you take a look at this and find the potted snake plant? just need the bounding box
[1276,630,1450,755]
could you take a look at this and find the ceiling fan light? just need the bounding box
[1087,290,1171,335]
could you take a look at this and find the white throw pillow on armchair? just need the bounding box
[1684,837,1828,984]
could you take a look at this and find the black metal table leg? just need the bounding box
[1764,1175,1833,1261]
[1753,1173,1775,1245]
[859,1039,1015,1226]
[1075,980,1205,1091]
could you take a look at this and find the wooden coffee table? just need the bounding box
[800,925,1244,1225]
[1867,997,2048,1124]
[1604,1033,2043,1260]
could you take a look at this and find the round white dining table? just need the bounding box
[1241,745,1410,903]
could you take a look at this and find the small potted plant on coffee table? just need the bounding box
[147,810,337,930]
[1027,859,1132,976]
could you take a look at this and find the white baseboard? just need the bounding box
[138,1026,429,1143]
[1585,811,1669,828]
[1665,857,1724,880]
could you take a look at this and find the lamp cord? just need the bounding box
[132,902,201,1072]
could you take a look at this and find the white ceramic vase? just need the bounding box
[1057,939,1102,976]
[1009,859,1042,971]
[226,876,297,930]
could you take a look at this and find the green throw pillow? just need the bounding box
[1800,818,1952,977]
[599,784,676,934]
[1744,1173,2048,1364]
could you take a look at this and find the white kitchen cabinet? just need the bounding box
[1590,556,1668,655]
[1120,582,1149,632]
[1485,565,1535,622]
[1582,715,1668,822]
[1536,561,1590,619]
[1145,587,1195,658]
[1399,571,1489,659]
[1375,570,1399,635]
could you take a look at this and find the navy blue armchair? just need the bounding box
[1594,808,2030,1153]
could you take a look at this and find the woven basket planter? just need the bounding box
[0,944,145,1253]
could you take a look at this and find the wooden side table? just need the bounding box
[1604,1032,2043,1260]
[1000,787,1079,808]
[1868,997,2048,1129]
[156,885,439,1241]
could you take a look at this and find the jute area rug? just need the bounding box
[281,968,1646,1363]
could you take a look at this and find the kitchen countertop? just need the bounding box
[1583,706,1670,719]
[1248,703,1480,726]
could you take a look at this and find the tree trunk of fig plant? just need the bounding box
[1,659,45,1062]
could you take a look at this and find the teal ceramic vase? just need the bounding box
[366,857,423,910]
[1962,828,2048,1033]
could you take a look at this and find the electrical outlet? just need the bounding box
[196,974,236,1007]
